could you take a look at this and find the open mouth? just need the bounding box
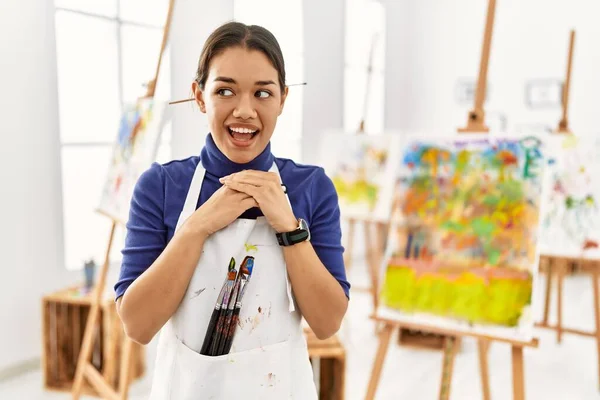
[227,127,259,144]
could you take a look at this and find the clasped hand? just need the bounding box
[183,170,297,239]
[219,170,297,233]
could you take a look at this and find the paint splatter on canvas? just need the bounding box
[539,135,600,259]
[320,132,401,221]
[379,134,546,341]
[97,98,168,223]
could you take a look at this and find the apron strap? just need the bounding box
[269,162,296,313]
[175,160,206,232]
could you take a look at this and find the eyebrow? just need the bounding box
[214,76,277,86]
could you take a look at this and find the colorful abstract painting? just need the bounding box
[378,134,546,341]
[320,132,401,221]
[539,135,600,259]
[98,98,168,223]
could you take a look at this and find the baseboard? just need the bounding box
[0,358,40,383]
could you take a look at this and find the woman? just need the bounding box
[115,21,349,399]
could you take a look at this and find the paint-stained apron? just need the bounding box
[148,161,317,400]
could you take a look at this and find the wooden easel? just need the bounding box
[71,2,176,399]
[555,30,575,135]
[458,0,496,133]
[344,32,388,312]
[366,319,538,400]
[365,0,539,398]
[399,0,497,355]
[535,29,600,390]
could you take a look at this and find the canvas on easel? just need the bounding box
[366,1,542,399]
[539,135,600,260]
[320,130,400,312]
[320,130,402,223]
[378,133,547,342]
[97,98,169,224]
[534,30,600,392]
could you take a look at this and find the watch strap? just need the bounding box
[276,229,309,246]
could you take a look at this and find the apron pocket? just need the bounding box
[171,338,293,400]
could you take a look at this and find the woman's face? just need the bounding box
[193,46,288,164]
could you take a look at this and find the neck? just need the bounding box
[200,133,274,178]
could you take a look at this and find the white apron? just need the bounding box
[149,161,317,400]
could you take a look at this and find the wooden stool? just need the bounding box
[305,328,346,400]
[42,286,145,395]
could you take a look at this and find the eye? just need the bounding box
[255,90,271,99]
[217,88,234,97]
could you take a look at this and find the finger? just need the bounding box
[223,180,260,198]
[222,174,269,188]
[224,170,280,183]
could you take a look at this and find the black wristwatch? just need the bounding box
[276,219,310,246]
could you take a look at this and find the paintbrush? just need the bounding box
[208,266,238,356]
[200,257,235,355]
[215,256,253,355]
[200,257,236,355]
[215,275,242,356]
[221,256,255,355]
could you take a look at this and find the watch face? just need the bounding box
[299,218,310,241]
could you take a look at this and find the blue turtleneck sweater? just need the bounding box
[114,134,350,300]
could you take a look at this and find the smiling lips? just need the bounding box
[227,125,259,147]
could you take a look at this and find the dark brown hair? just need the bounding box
[195,22,286,93]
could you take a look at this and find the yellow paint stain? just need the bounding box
[245,243,258,253]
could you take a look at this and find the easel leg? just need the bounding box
[556,259,565,343]
[363,221,379,312]
[71,304,100,399]
[372,222,388,310]
[438,336,459,400]
[72,222,117,399]
[344,219,356,270]
[542,257,553,325]
[478,340,491,400]
[511,346,525,400]
[118,337,134,400]
[365,324,394,400]
[591,266,600,390]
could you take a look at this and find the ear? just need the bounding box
[278,86,289,116]
[191,81,207,113]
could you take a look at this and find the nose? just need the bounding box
[232,94,257,120]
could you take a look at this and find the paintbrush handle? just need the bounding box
[200,306,220,355]
[222,306,241,355]
[208,308,228,356]
[216,308,235,356]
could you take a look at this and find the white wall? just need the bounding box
[169,0,235,160]
[0,0,80,371]
[302,0,345,165]
[384,0,600,136]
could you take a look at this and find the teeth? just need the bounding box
[229,127,257,134]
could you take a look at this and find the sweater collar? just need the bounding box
[200,133,274,178]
